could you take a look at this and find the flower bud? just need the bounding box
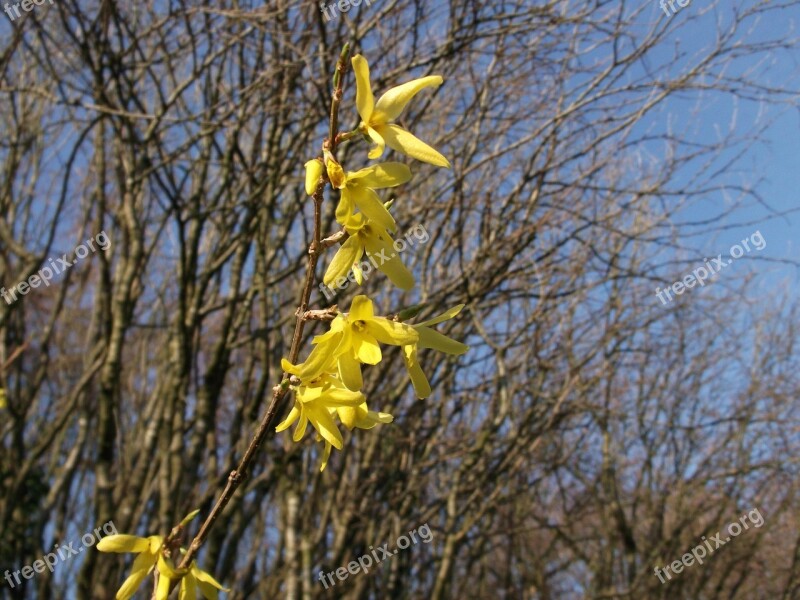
[304,159,324,196]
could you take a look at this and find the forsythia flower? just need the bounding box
[96,534,164,600]
[276,373,365,450]
[352,54,450,168]
[403,304,469,398]
[98,520,228,600]
[324,212,415,290]
[283,295,419,391]
[158,556,228,600]
[325,159,411,232]
[275,373,393,471]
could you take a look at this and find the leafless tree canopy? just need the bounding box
[2,0,800,598]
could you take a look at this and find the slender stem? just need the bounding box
[167,44,352,587]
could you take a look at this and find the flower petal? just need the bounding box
[374,75,443,122]
[351,55,375,123]
[179,572,197,600]
[335,187,356,225]
[276,404,300,433]
[96,535,150,554]
[363,231,415,290]
[305,404,344,449]
[417,304,466,327]
[115,552,156,600]
[403,345,432,399]
[366,318,419,346]
[348,185,396,233]
[378,124,450,168]
[193,564,229,597]
[338,351,363,391]
[323,236,363,288]
[319,441,333,472]
[366,127,386,160]
[349,295,375,321]
[354,331,382,365]
[292,413,309,442]
[417,326,469,354]
[348,162,412,189]
[155,569,172,600]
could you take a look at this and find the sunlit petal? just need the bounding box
[374,75,443,122]
[351,55,375,123]
[378,124,450,168]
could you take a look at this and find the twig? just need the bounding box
[171,44,352,582]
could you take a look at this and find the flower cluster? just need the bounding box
[97,511,228,600]
[284,55,468,471]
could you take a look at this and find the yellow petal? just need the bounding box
[367,410,393,424]
[319,441,333,472]
[115,552,156,600]
[351,55,375,123]
[338,406,358,429]
[179,572,197,600]
[335,187,356,225]
[348,185,396,233]
[157,553,186,580]
[417,304,465,327]
[347,162,412,189]
[323,388,366,406]
[304,159,323,196]
[374,75,443,122]
[305,404,343,449]
[193,564,229,596]
[96,535,150,554]
[363,230,415,290]
[348,295,375,321]
[365,317,419,346]
[297,333,346,381]
[292,413,309,442]
[323,235,363,288]
[275,404,300,433]
[403,345,432,398]
[156,569,172,600]
[354,331,382,364]
[378,124,450,168]
[417,327,469,354]
[326,159,346,189]
[366,126,386,159]
[281,358,301,376]
[337,351,363,391]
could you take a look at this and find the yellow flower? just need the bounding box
[179,562,229,600]
[276,372,394,471]
[403,304,469,398]
[352,54,450,168]
[304,158,324,196]
[283,295,419,391]
[96,534,164,600]
[325,160,412,233]
[323,213,414,290]
[276,373,366,452]
[335,402,393,431]
[0,387,6,409]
